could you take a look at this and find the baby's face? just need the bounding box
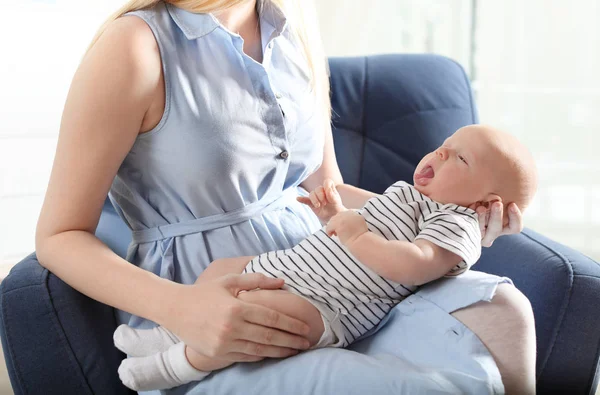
[413,126,498,207]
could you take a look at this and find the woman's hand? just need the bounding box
[297,178,346,224]
[470,201,524,247]
[161,273,311,364]
[326,210,368,246]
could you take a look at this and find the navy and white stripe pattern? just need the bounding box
[243,181,481,347]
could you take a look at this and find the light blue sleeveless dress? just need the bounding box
[111,2,507,394]
[111,1,324,312]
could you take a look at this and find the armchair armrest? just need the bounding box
[0,254,133,395]
[0,198,133,394]
[477,229,600,394]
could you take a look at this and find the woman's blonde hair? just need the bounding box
[87,0,331,121]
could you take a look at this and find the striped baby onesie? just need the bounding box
[243,181,482,347]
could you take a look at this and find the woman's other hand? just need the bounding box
[470,201,524,247]
[161,273,311,364]
[297,178,346,224]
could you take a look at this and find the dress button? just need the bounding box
[279,150,289,159]
[275,92,282,99]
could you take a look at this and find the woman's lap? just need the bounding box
[147,271,507,395]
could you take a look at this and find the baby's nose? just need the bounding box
[436,147,449,160]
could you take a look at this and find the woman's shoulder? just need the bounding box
[109,13,160,56]
[75,14,164,136]
[92,15,162,91]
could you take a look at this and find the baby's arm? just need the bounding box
[347,234,462,286]
[336,183,380,210]
[326,210,462,286]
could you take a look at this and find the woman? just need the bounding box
[35,0,536,394]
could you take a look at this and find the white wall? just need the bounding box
[0,1,127,273]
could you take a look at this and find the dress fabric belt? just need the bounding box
[131,189,298,244]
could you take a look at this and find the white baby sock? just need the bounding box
[114,324,180,357]
[118,341,211,391]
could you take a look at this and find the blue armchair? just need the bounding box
[1,54,599,394]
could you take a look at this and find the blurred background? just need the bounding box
[1,0,599,279]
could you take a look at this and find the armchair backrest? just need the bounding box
[328,54,478,193]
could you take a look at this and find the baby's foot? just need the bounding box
[118,342,212,391]
[114,324,180,357]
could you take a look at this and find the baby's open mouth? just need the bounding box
[414,165,434,186]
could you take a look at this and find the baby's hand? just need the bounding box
[326,210,368,246]
[297,179,346,224]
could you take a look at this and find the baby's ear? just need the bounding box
[471,195,503,210]
[483,193,503,206]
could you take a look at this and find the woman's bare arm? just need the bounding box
[35,16,178,324]
[300,121,343,191]
[335,184,378,210]
[346,234,462,286]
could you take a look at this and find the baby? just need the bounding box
[114,124,537,391]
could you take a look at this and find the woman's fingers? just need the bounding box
[476,206,488,236]
[226,343,299,360]
[481,202,504,247]
[503,202,524,235]
[221,352,265,363]
[240,301,310,337]
[475,201,524,247]
[222,273,284,296]
[232,321,309,352]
